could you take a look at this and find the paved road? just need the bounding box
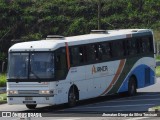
[1,78,160,120]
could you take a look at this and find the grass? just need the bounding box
[152,106,160,109]
[150,106,160,112]
[0,73,6,87]
[156,66,160,77]
[0,74,7,104]
[0,93,7,104]
[156,56,160,61]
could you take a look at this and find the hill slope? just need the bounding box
[0,0,160,61]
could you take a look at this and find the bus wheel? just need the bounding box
[128,77,137,96]
[26,104,37,109]
[68,90,77,107]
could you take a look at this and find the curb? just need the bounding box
[0,101,7,105]
[148,108,160,117]
[148,108,160,113]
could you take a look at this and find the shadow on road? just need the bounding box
[22,92,160,113]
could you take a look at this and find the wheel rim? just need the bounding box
[69,92,76,106]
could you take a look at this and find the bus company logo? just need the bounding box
[92,65,108,74]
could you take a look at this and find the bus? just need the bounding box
[7,29,155,109]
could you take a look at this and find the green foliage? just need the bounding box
[0,74,6,87]
[68,18,88,35]
[1,0,160,73]
[0,93,7,104]
[156,66,160,77]
[0,52,5,61]
[21,33,42,41]
[1,0,160,51]
[156,56,160,61]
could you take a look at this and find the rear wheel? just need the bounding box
[26,104,37,109]
[128,77,137,96]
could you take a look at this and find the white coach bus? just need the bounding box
[7,29,155,109]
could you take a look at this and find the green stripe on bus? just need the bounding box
[107,54,154,94]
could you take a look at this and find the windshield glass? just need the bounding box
[8,52,54,80]
[30,53,54,79]
[8,53,29,79]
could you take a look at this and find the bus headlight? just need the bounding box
[39,90,53,94]
[8,90,18,95]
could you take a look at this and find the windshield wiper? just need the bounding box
[30,70,40,79]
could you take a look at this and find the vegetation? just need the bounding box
[1,0,160,61]
[150,106,160,112]
[156,66,160,77]
[0,74,6,87]
[156,55,160,61]
[152,106,160,110]
[0,93,7,104]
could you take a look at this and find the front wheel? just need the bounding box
[128,77,137,96]
[68,90,77,107]
[26,104,37,109]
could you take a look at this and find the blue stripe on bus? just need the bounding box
[118,64,155,93]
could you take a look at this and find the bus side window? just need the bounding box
[79,46,85,63]
[123,40,129,56]
[93,44,102,61]
[70,47,80,66]
[101,42,111,60]
[97,44,103,61]
[111,41,124,58]
[70,46,85,66]
[55,48,68,80]
[137,39,140,54]
[86,44,96,63]
[140,37,150,53]
[149,37,154,52]
[127,39,137,56]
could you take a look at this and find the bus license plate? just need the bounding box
[25,97,33,101]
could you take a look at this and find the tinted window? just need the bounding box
[55,48,67,80]
[101,42,112,60]
[128,39,138,55]
[111,41,124,57]
[70,46,85,66]
[86,44,96,62]
[141,37,151,53]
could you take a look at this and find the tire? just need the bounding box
[128,77,137,96]
[26,104,37,109]
[68,90,77,107]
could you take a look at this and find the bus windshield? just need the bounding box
[8,52,54,80]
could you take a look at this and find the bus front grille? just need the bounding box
[18,90,39,95]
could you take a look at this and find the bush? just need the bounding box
[0,74,6,87]
[156,55,160,61]
[0,93,7,104]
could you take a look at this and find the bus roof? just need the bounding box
[9,29,152,52]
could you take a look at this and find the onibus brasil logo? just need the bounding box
[92,65,108,74]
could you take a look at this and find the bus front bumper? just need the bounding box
[7,96,55,105]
